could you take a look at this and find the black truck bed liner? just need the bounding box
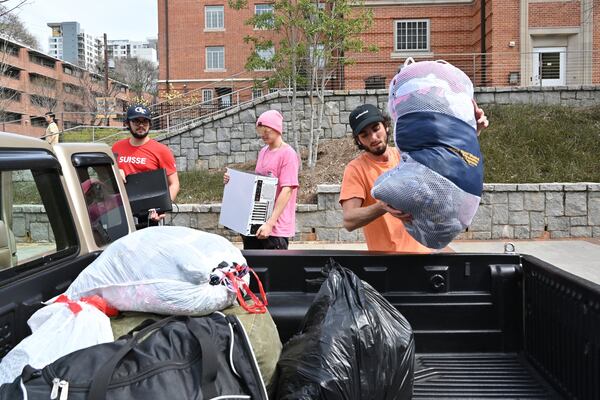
[414,353,561,399]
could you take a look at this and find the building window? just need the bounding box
[252,88,263,99]
[395,20,429,52]
[202,89,213,103]
[255,4,274,29]
[205,6,224,30]
[206,46,225,70]
[255,46,275,70]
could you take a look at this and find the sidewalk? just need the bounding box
[283,238,600,285]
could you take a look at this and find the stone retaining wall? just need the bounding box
[160,87,600,171]
[15,183,600,243]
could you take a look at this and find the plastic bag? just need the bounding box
[372,59,483,249]
[0,299,113,385]
[64,226,248,315]
[272,259,415,400]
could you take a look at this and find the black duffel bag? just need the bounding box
[0,313,268,400]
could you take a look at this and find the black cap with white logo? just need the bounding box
[126,104,152,121]
[349,104,384,136]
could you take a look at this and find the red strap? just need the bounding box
[80,295,119,317]
[54,294,119,317]
[54,294,83,314]
[225,266,268,314]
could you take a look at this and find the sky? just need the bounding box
[15,0,158,52]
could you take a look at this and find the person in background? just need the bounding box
[339,102,488,252]
[112,104,179,224]
[44,112,60,145]
[224,110,299,249]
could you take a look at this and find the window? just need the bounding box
[30,95,57,109]
[255,46,275,70]
[75,162,129,247]
[309,44,325,69]
[395,20,429,52]
[0,161,78,274]
[206,46,225,70]
[0,87,21,102]
[205,6,224,30]
[202,89,213,103]
[1,112,21,123]
[1,66,20,79]
[255,4,274,29]
[269,88,278,94]
[252,88,263,99]
[29,53,56,69]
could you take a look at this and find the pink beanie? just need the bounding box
[256,110,283,134]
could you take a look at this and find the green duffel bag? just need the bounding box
[109,302,282,389]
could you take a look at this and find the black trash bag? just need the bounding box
[272,259,415,400]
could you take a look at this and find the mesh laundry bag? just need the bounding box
[372,58,484,249]
[64,226,248,315]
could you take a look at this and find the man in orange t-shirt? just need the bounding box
[339,104,488,252]
[339,104,429,252]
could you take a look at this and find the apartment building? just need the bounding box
[157,0,599,96]
[157,0,278,104]
[108,39,158,64]
[47,22,102,71]
[0,37,131,138]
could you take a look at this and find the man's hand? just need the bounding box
[378,201,413,224]
[256,222,273,239]
[148,208,166,223]
[223,172,230,184]
[473,100,489,135]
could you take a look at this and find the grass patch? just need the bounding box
[13,181,42,204]
[480,105,600,182]
[61,128,161,146]
[177,169,226,204]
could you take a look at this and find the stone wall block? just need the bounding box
[545,192,564,216]
[565,192,587,216]
[508,192,524,211]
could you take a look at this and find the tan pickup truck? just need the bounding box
[1,131,599,399]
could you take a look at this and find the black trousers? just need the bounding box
[241,235,289,250]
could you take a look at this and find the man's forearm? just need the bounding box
[167,173,180,202]
[343,203,386,231]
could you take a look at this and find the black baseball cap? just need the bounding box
[125,104,151,121]
[349,104,384,136]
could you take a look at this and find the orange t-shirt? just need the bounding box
[339,151,431,253]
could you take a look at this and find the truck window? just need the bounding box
[0,167,78,275]
[75,164,128,247]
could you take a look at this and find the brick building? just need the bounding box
[0,37,132,138]
[157,0,598,97]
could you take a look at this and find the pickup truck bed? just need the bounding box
[243,251,600,399]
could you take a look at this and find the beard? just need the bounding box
[128,124,150,139]
[364,132,388,156]
[366,144,387,156]
[131,130,149,139]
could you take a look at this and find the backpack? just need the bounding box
[0,313,268,400]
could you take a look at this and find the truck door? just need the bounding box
[0,146,93,357]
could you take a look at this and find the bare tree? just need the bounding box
[0,3,39,49]
[0,1,37,125]
[77,70,122,126]
[110,57,158,98]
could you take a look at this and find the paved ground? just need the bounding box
[285,239,600,285]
